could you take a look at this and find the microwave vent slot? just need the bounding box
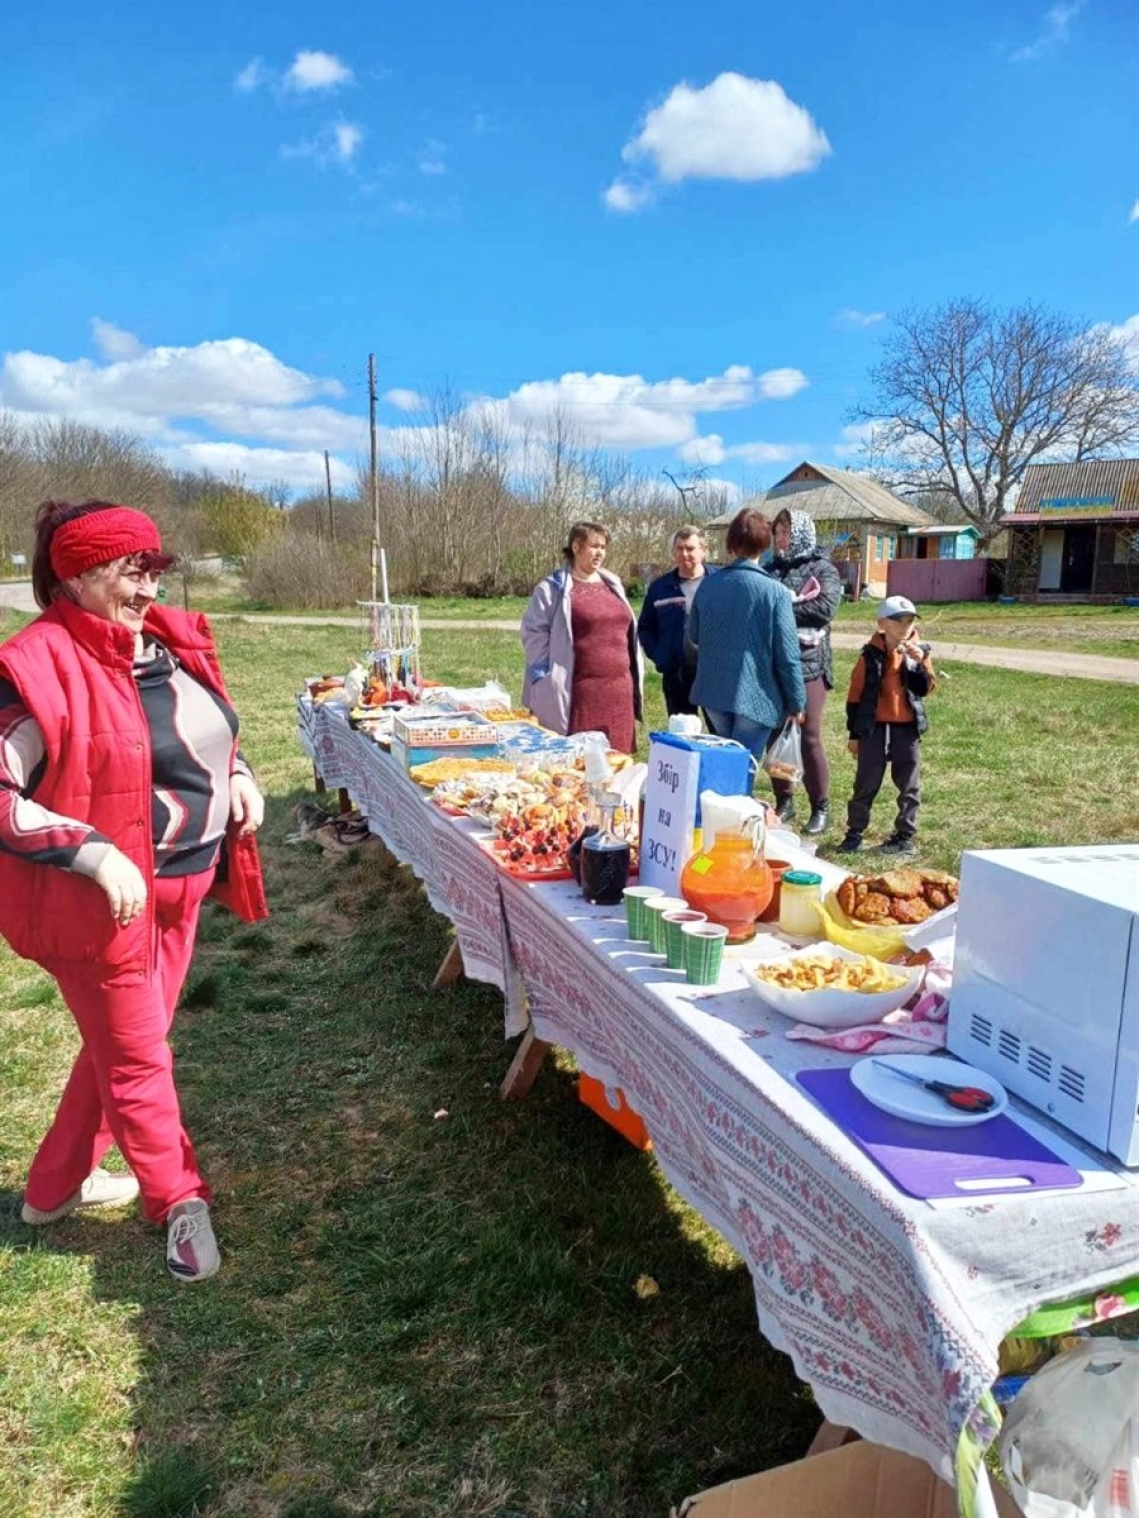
[969,1012,993,1047]
[1058,1065,1086,1103]
[1026,1046,1052,1082]
[997,1028,1022,1064]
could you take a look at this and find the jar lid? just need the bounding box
[782,870,823,887]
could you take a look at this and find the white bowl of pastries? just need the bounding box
[743,942,924,1028]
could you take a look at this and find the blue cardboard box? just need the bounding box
[648,731,752,823]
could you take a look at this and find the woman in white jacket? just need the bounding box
[520,522,642,752]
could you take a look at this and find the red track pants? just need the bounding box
[24,870,214,1225]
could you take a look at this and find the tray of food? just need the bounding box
[818,868,959,957]
[479,822,578,879]
[408,757,515,788]
[432,768,589,824]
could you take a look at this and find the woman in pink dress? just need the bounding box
[520,522,642,753]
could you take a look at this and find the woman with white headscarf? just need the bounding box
[766,508,844,836]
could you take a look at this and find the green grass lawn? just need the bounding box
[1,621,1138,1518]
[178,576,1139,661]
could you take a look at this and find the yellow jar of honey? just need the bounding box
[778,871,823,938]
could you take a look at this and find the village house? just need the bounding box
[709,461,935,597]
[1002,458,1139,601]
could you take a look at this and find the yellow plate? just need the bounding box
[816,893,908,961]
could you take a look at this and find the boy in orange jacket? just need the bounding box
[836,596,936,856]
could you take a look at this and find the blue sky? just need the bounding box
[1,0,1137,500]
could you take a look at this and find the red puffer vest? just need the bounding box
[0,598,267,975]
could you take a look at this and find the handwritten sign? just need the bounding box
[639,737,700,896]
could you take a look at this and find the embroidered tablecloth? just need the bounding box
[496,872,1138,1486]
[298,698,1138,1493]
[299,698,526,1034]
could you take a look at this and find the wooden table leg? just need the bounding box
[500,1029,551,1101]
[431,939,465,990]
[313,766,326,793]
[806,1420,860,1458]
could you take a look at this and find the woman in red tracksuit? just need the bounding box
[0,500,267,1282]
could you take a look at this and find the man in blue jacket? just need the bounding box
[637,526,714,717]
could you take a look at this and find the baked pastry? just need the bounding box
[835,868,958,926]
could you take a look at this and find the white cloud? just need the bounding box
[678,434,800,466]
[725,440,801,465]
[605,72,830,212]
[495,365,807,451]
[833,421,885,461]
[604,179,654,214]
[91,317,144,362]
[1,336,344,430]
[162,441,357,493]
[418,138,447,176]
[384,388,426,412]
[677,434,727,466]
[333,122,363,161]
[1,334,815,494]
[281,121,363,170]
[836,308,886,328]
[285,50,353,92]
[1129,201,1139,225]
[234,58,265,93]
[1012,1,1083,62]
[757,367,809,400]
[1104,313,1139,370]
[1,334,365,492]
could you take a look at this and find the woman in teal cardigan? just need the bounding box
[689,508,806,774]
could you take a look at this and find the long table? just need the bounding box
[299,698,1139,1510]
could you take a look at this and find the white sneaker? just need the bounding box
[21,1167,140,1225]
[166,1199,220,1282]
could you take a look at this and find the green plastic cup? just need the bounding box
[623,884,664,940]
[662,909,707,968]
[682,921,729,985]
[643,895,688,954]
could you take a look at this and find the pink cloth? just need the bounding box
[784,960,952,1055]
[24,870,215,1223]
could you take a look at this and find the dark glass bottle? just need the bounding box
[579,797,631,905]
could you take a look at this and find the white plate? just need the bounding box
[850,1055,1008,1128]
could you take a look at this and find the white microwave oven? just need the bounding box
[948,844,1139,1166]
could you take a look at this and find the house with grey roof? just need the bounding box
[709,461,935,597]
[1002,458,1139,599]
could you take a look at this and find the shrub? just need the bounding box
[244,535,370,609]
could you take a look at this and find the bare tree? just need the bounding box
[857,300,1139,544]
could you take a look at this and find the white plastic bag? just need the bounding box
[999,1339,1139,1517]
[763,718,804,787]
[419,680,512,712]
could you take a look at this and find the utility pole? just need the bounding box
[324,449,336,546]
[368,353,380,600]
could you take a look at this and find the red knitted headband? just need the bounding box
[50,507,164,581]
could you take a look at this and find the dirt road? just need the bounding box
[2,584,1136,683]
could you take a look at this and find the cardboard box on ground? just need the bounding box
[672,1443,1022,1518]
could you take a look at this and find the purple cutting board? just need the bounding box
[797,1067,1082,1200]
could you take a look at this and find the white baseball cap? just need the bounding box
[877,594,920,620]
